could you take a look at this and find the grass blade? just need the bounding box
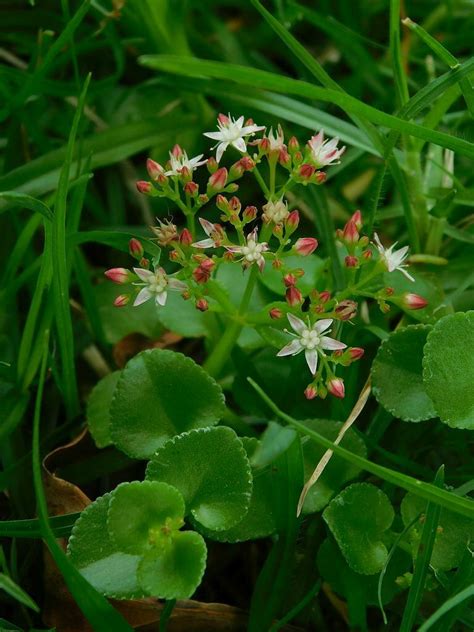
[418,584,474,632]
[400,466,445,631]
[0,573,39,612]
[0,514,80,538]
[0,192,52,220]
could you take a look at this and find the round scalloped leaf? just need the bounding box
[110,349,225,458]
[197,437,275,542]
[87,371,121,448]
[107,481,185,555]
[67,493,144,599]
[299,419,367,514]
[137,530,207,600]
[401,493,474,571]
[146,427,252,531]
[423,311,474,429]
[371,325,436,422]
[323,483,395,575]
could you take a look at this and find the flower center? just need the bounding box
[300,329,321,350]
[242,240,264,261]
[149,273,168,294]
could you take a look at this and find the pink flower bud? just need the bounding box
[169,250,180,262]
[362,249,372,260]
[384,287,395,296]
[184,181,199,197]
[218,112,230,125]
[288,136,300,153]
[243,205,257,222]
[179,165,192,183]
[304,385,317,400]
[171,143,183,158]
[229,196,241,213]
[259,137,270,153]
[342,219,359,244]
[351,210,363,230]
[269,308,283,320]
[146,158,164,181]
[283,273,297,287]
[315,171,327,184]
[327,378,345,399]
[349,347,365,361]
[295,237,318,256]
[136,180,152,195]
[279,149,291,167]
[345,255,359,268]
[286,286,303,306]
[286,210,300,232]
[114,294,130,307]
[105,268,130,284]
[403,293,428,310]
[179,228,193,246]
[139,257,149,268]
[216,194,230,212]
[208,167,228,191]
[129,238,144,259]
[196,298,209,312]
[299,163,316,179]
[207,156,218,173]
[319,291,331,303]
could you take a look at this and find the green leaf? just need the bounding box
[401,493,474,571]
[146,427,252,531]
[157,290,210,338]
[87,371,121,448]
[67,493,144,599]
[250,421,297,469]
[110,349,225,459]
[371,325,436,422]
[260,255,325,296]
[323,483,395,575]
[107,481,185,555]
[300,419,367,513]
[0,192,52,221]
[0,573,39,612]
[423,311,474,429]
[137,531,207,600]
[198,437,276,542]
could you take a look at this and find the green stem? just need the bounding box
[203,266,259,377]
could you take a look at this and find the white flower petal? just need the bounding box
[225,245,243,253]
[320,336,347,351]
[287,313,307,335]
[168,278,187,291]
[199,217,215,237]
[313,318,333,334]
[232,137,247,153]
[277,339,303,357]
[133,267,154,282]
[305,349,318,375]
[133,287,152,306]
[203,131,224,140]
[192,238,215,249]
[155,291,167,306]
[215,142,228,163]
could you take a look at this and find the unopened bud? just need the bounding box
[169,250,180,262]
[136,180,153,195]
[216,194,230,212]
[208,167,228,191]
[184,181,199,197]
[171,144,183,158]
[198,194,209,205]
[196,298,209,312]
[229,196,241,213]
[286,286,303,306]
[283,273,297,287]
[105,268,130,284]
[146,158,164,181]
[295,237,318,256]
[243,205,257,222]
[345,255,359,268]
[269,308,283,320]
[114,294,130,307]
[319,291,331,303]
[129,238,144,259]
[299,163,315,180]
[286,210,300,233]
[139,257,149,268]
[359,236,369,248]
[272,258,283,269]
[403,293,428,310]
[384,287,395,296]
[349,347,365,361]
[351,210,363,230]
[179,228,193,246]
[362,249,372,260]
[342,219,359,244]
[327,378,345,399]
[288,136,300,153]
[279,149,291,167]
[207,156,218,173]
[304,385,318,400]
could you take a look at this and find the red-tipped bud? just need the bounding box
[229,196,241,213]
[279,149,291,167]
[179,228,193,246]
[184,181,199,197]
[273,223,284,237]
[351,210,363,230]
[139,257,149,268]
[198,194,209,205]
[105,268,130,284]
[272,258,283,269]
[283,273,297,287]
[293,150,303,165]
[136,180,152,195]
[196,298,209,312]
[362,249,372,260]
[286,210,300,232]
[223,251,234,262]
[129,238,144,259]
[172,144,183,158]
[114,294,130,307]
[207,156,218,173]
[169,250,180,262]
[345,255,359,268]
[286,286,303,306]
[295,237,318,256]
[179,166,192,183]
[288,136,300,153]
[146,158,164,181]
[269,308,283,320]
[315,171,327,184]
[259,137,271,153]
[243,205,257,222]
[299,163,316,180]
[349,347,365,361]
[327,378,345,399]
[218,112,229,125]
[216,194,230,212]
[384,287,395,296]
[403,293,428,310]
[304,385,318,400]
[342,219,359,244]
[208,167,228,191]
[319,291,331,303]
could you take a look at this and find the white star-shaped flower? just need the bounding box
[308,130,345,167]
[132,267,186,307]
[373,233,414,282]
[192,217,225,249]
[204,113,265,162]
[164,150,207,177]
[225,228,269,272]
[277,314,346,375]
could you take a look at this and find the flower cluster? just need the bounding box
[105,114,428,399]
